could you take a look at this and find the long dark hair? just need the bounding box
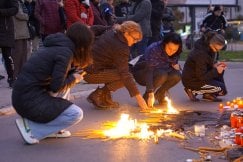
[66,22,94,68]
[162,32,182,57]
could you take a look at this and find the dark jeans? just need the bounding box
[133,68,181,96]
[1,47,14,79]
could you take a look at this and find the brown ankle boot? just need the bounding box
[103,89,119,108]
[87,87,109,109]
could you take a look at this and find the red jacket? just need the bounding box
[65,0,94,28]
[80,4,94,26]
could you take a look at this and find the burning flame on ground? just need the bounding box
[74,98,183,141]
[165,96,179,114]
[103,113,185,141]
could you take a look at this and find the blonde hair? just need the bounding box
[114,21,143,41]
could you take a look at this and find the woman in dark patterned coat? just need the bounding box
[13,23,93,144]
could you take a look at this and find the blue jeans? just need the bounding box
[27,104,83,140]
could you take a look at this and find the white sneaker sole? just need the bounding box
[15,118,39,144]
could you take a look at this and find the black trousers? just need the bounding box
[133,68,181,96]
[1,47,14,79]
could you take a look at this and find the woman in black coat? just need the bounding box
[13,22,94,144]
[182,31,227,102]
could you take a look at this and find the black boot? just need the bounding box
[87,87,110,109]
[102,87,119,108]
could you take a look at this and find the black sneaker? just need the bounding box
[202,93,222,102]
[184,88,199,102]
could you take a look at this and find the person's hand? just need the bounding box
[81,13,88,19]
[215,62,227,74]
[147,92,155,108]
[73,71,87,83]
[172,63,181,71]
[57,0,64,7]
[135,94,149,111]
[201,27,206,32]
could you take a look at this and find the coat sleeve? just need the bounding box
[49,50,76,93]
[0,0,18,16]
[194,53,219,82]
[113,46,140,97]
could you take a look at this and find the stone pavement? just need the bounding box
[0,59,243,162]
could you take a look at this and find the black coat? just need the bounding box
[182,38,220,89]
[0,0,19,47]
[12,33,77,123]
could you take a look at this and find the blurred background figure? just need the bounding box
[90,0,108,25]
[0,0,19,87]
[148,0,164,45]
[115,0,131,17]
[100,0,116,25]
[35,0,65,41]
[65,0,94,28]
[24,0,40,53]
[200,5,227,34]
[117,0,152,59]
[12,0,31,81]
[160,0,175,37]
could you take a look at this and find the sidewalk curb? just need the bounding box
[0,89,95,117]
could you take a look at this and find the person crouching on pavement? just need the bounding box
[182,31,227,102]
[84,21,149,111]
[12,22,94,145]
[132,32,182,107]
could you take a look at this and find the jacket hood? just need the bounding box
[43,33,75,52]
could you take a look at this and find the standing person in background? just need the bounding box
[100,0,115,25]
[35,0,65,41]
[117,0,152,59]
[148,0,164,45]
[24,0,40,53]
[0,0,19,87]
[12,0,31,80]
[182,32,227,102]
[13,23,94,145]
[161,0,175,36]
[84,21,149,111]
[114,0,131,17]
[64,0,94,28]
[90,0,108,26]
[200,5,227,34]
[132,32,182,107]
